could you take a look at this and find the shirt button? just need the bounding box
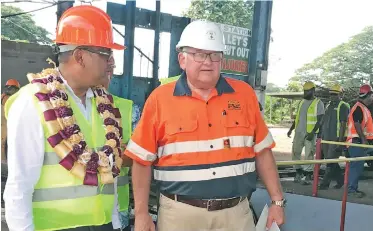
[235,121,239,125]
[210,145,213,148]
[179,127,182,131]
[206,102,209,105]
[213,172,216,175]
[208,123,212,127]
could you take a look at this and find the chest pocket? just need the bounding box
[222,110,255,137]
[165,120,198,136]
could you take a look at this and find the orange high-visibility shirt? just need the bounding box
[347,101,373,142]
[124,73,275,199]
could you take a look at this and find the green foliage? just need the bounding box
[183,0,254,28]
[291,26,373,92]
[1,5,51,44]
[263,82,302,124]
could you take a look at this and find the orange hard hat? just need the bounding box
[55,5,125,50]
[5,79,20,88]
[359,84,373,97]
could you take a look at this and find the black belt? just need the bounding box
[163,194,247,211]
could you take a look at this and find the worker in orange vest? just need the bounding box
[125,20,285,231]
[346,84,373,198]
[1,79,21,161]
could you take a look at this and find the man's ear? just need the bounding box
[178,52,186,70]
[73,49,85,67]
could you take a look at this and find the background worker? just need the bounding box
[346,84,373,198]
[1,79,21,162]
[287,81,325,185]
[125,20,285,231]
[4,5,132,231]
[319,84,349,190]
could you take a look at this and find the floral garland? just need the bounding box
[27,68,123,186]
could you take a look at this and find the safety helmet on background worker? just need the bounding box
[303,81,316,91]
[176,20,225,52]
[5,79,20,88]
[55,5,125,52]
[329,84,343,94]
[359,84,373,98]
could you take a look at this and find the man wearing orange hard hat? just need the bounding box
[4,5,132,231]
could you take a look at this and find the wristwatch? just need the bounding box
[271,198,287,207]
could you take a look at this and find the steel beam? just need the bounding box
[247,0,272,88]
[123,1,136,99]
[151,1,161,90]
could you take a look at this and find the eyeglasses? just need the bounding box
[78,47,113,61]
[183,51,223,63]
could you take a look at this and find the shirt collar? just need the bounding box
[57,68,94,99]
[173,72,235,96]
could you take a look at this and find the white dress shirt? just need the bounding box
[4,75,121,230]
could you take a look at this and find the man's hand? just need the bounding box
[287,130,292,138]
[266,205,285,229]
[305,132,314,141]
[134,213,155,231]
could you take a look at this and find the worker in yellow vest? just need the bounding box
[4,5,132,231]
[319,84,350,190]
[287,81,325,185]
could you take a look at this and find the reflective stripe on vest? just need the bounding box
[336,101,350,137]
[347,102,373,141]
[295,99,320,133]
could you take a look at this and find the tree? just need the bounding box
[1,5,51,44]
[291,26,373,94]
[183,0,254,29]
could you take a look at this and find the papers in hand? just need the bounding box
[255,204,281,231]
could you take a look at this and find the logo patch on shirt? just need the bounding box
[228,100,241,110]
[223,139,231,149]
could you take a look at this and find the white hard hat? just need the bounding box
[176,20,225,52]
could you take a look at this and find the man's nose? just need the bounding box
[203,54,213,65]
[108,55,116,67]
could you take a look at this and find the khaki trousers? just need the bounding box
[292,132,316,172]
[157,194,256,231]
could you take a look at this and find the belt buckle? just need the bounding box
[206,199,213,211]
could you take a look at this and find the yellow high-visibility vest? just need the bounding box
[336,101,350,137]
[5,84,132,230]
[295,98,320,133]
[159,75,180,85]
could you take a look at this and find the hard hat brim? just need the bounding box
[110,43,126,50]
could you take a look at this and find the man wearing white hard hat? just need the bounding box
[124,20,285,231]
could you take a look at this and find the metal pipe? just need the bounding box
[276,156,373,166]
[340,162,350,231]
[312,138,322,197]
[321,140,373,148]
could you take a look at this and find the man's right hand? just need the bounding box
[134,213,155,231]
